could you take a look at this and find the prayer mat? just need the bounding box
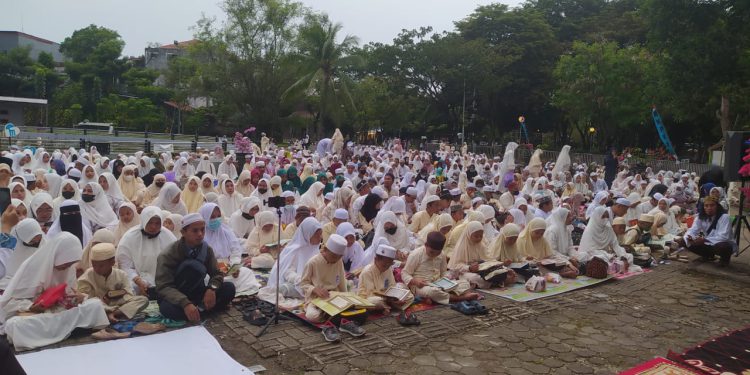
[619,357,700,375]
[480,275,613,302]
[668,325,750,375]
[614,268,651,280]
[17,327,252,375]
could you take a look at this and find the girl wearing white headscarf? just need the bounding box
[478,204,499,239]
[217,154,238,180]
[117,165,145,206]
[164,213,183,239]
[78,164,98,189]
[551,145,571,177]
[0,232,109,350]
[29,192,55,231]
[265,217,322,298]
[236,170,255,197]
[98,172,125,211]
[173,157,193,181]
[79,182,119,232]
[544,207,575,257]
[444,210,484,258]
[200,203,260,295]
[153,182,188,216]
[447,221,491,289]
[9,181,31,208]
[52,179,80,216]
[196,154,216,175]
[514,197,535,224]
[517,218,554,261]
[250,178,273,211]
[585,191,610,220]
[117,206,176,294]
[230,197,261,240]
[44,172,63,200]
[367,211,414,261]
[575,206,633,265]
[137,156,154,178]
[200,174,217,195]
[113,202,140,245]
[142,173,166,206]
[218,179,243,219]
[337,222,367,271]
[243,210,280,269]
[298,181,325,213]
[417,213,453,245]
[0,219,45,288]
[94,156,111,175]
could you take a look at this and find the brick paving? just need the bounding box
[21,252,750,374]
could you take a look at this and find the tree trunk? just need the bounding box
[708,95,731,152]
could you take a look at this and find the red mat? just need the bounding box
[668,325,750,375]
[619,357,699,375]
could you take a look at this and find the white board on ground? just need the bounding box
[17,326,252,375]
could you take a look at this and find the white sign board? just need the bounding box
[4,123,19,138]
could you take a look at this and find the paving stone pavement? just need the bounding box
[22,253,750,374]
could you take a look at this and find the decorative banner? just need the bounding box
[518,116,530,143]
[651,107,678,158]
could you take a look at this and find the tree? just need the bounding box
[0,47,35,97]
[284,14,362,137]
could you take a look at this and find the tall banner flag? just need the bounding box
[651,107,678,159]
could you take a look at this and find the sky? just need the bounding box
[3,0,523,56]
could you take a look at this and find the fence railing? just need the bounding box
[423,143,712,175]
[17,126,219,143]
[10,138,229,156]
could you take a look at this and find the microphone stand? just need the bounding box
[256,203,289,337]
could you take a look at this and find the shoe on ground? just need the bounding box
[322,326,340,342]
[339,321,366,337]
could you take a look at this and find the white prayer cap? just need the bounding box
[450,188,461,196]
[590,172,598,176]
[423,195,440,205]
[472,197,484,205]
[281,191,295,198]
[257,161,265,167]
[375,244,397,259]
[181,213,205,229]
[467,183,476,189]
[372,186,387,199]
[91,243,116,261]
[326,234,348,255]
[334,208,349,220]
[335,168,344,174]
[652,192,664,201]
[76,158,89,166]
[483,186,495,193]
[615,198,631,206]
[68,169,82,178]
[406,187,418,197]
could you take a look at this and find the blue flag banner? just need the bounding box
[651,108,677,158]
[519,121,530,143]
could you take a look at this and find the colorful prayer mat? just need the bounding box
[480,275,613,302]
[619,357,699,375]
[615,268,651,280]
[668,325,750,375]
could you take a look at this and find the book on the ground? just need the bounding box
[430,277,458,292]
[509,262,529,269]
[311,292,375,316]
[374,287,411,301]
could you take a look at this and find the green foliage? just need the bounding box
[96,94,163,131]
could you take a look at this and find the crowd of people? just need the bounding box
[0,131,737,354]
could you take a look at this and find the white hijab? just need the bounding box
[79,182,119,228]
[0,219,46,287]
[578,206,629,262]
[229,197,261,239]
[267,217,322,288]
[0,232,82,333]
[153,182,188,216]
[544,207,573,256]
[200,203,242,264]
[217,179,243,219]
[116,206,176,286]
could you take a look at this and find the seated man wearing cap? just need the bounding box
[409,195,442,234]
[612,217,628,244]
[282,206,312,240]
[322,209,349,245]
[403,187,419,221]
[590,173,608,195]
[534,196,554,220]
[357,243,415,318]
[155,213,236,323]
[622,214,654,247]
[607,197,631,225]
[299,234,366,342]
[78,243,149,323]
[677,196,735,267]
[401,232,480,305]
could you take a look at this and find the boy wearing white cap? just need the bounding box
[408,195,441,233]
[299,234,365,342]
[322,208,349,245]
[77,243,149,322]
[357,244,415,314]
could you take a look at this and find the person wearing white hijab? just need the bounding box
[250,178,273,211]
[79,182,119,233]
[137,156,154,178]
[199,203,260,296]
[9,181,31,208]
[0,219,45,287]
[98,172,126,211]
[164,213,183,239]
[113,202,140,246]
[0,232,109,350]
[196,154,216,175]
[217,154,238,180]
[544,207,575,257]
[368,211,414,261]
[153,182,188,216]
[52,179,79,216]
[244,210,280,269]
[477,204,499,239]
[586,191,610,220]
[218,178,243,219]
[230,197,261,239]
[575,206,633,265]
[117,206,177,296]
[78,164,98,189]
[299,181,325,213]
[264,217,322,298]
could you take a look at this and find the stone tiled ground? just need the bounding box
[19,251,750,374]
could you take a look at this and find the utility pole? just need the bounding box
[462,79,466,145]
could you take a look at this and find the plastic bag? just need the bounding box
[525,275,547,292]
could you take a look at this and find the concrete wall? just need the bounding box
[0,31,65,63]
[144,47,186,71]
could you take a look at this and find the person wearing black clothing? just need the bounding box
[604,148,619,188]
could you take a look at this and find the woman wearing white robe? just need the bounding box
[544,207,575,257]
[79,182,119,233]
[152,182,188,216]
[265,217,322,298]
[230,197,261,240]
[137,156,154,178]
[585,191,610,220]
[52,179,80,216]
[298,181,325,213]
[113,202,140,246]
[196,154,216,175]
[99,172,126,212]
[337,222,367,271]
[78,165,98,189]
[575,206,633,265]
[0,232,109,350]
[9,181,31,208]
[217,154,239,180]
[218,178,243,219]
[199,203,260,296]
[116,206,176,293]
[0,219,46,289]
[243,210,280,269]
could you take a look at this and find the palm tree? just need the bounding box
[284,16,362,138]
